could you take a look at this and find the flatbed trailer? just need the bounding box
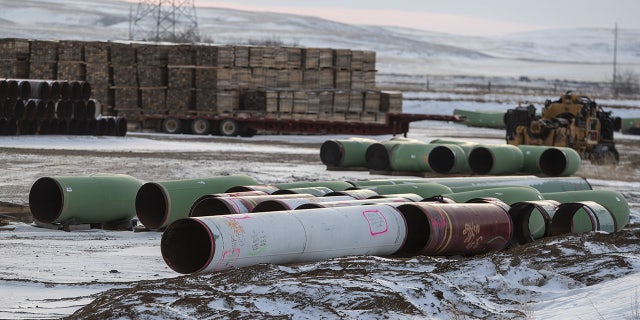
[141,112,464,137]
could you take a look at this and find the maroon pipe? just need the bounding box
[395,202,512,256]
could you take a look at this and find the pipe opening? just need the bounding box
[395,204,429,256]
[296,203,325,210]
[161,219,213,274]
[190,197,236,217]
[365,143,390,171]
[115,117,128,136]
[429,146,455,173]
[320,140,343,167]
[539,148,566,176]
[508,202,550,244]
[135,183,168,230]
[468,147,493,174]
[29,177,63,224]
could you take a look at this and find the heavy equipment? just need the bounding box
[504,91,621,164]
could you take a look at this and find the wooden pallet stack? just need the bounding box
[0,38,403,127]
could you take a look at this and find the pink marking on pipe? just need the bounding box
[362,209,389,236]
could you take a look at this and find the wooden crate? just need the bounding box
[364,90,381,112]
[167,44,195,65]
[0,39,30,59]
[380,91,403,113]
[90,87,110,107]
[167,87,195,111]
[137,66,167,87]
[363,50,376,71]
[303,69,319,89]
[139,88,166,110]
[276,69,290,88]
[168,66,195,88]
[195,45,234,67]
[215,90,239,113]
[0,59,29,78]
[239,90,277,112]
[365,70,376,89]
[195,67,232,89]
[84,41,109,63]
[351,50,364,70]
[278,91,294,113]
[233,67,252,89]
[233,46,249,67]
[251,67,265,89]
[333,90,349,113]
[293,90,308,113]
[319,68,334,89]
[333,49,351,69]
[287,47,302,68]
[307,91,320,114]
[113,87,139,110]
[109,42,136,65]
[111,65,138,87]
[29,61,57,79]
[274,47,288,69]
[288,69,303,89]
[57,62,86,81]
[249,47,264,68]
[262,47,276,69]
[85,63,110,86]
[195,89,217,112]
[318,91,333,113]
[30,40,58,62]
[334,69,351,89]
[264,68,278,88]
[134,43,168,66]
[302,48,319,69]
[348,91,364,112]
[58,40,83,61]
[318,48,333,69]
[351,70,365,90]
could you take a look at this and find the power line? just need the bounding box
[130,0,199,42]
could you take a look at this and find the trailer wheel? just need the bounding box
[219,119,239,136]
[191,118,211,135]
[161,117,183,134]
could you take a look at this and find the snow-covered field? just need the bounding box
[1,0,640,319]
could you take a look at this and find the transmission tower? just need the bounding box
[130,0,199,42]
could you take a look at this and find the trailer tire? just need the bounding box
[161,117,183,134]
[191,118,211,135]
[219,119,239,136]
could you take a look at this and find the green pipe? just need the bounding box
[29,174,143,225]
[542,190,629,231]
[550,201,617,235]
[518,145,581,176]
[274,180,353,192]
[468,144,524,175]
[320,138,378,168]
[427,176,592,193]
[366,137,427,171]
[135,175,258,230]
[453,109,506,129]
[439,186,544,205]
[347,178,427,187]
[360,183,453,199]
[508,200,560,243]
[427,144,470,174]
[389,143,439,172]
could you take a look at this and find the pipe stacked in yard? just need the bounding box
[324,137,582,177]
[0,78,126,136]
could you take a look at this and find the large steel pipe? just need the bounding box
[325,189,379,199]
[18,80,51,100]
[0,79,7,98]
[366,138,426,171]
[356,182,453,199]
[542,190,629,231]
[508,200,560,244]
[298,197,414,209]
[550,201,617,235]
[189,193,317,216]
[388,143,438,172]
[274,180,353,192]
[161,204,407,273]
[468,144,524,175]
[518,145,581,177]
[438,186,544,205]
[135,175,258,230]
[347,178,425,188]
[426,176,592,193]
[3,80,19,99]
[427,144,470,174]
[29,174,143,225]
[394,202,512,256]
[320,138,377,168]
[251,196,357,212]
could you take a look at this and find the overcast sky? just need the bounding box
[196,0,640,36]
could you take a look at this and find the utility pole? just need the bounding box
[130,0,199,42]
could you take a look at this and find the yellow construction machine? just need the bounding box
[504,91,621,164]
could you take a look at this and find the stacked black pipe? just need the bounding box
[0,79,126,136]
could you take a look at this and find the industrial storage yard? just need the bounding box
[2,0,640,319]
